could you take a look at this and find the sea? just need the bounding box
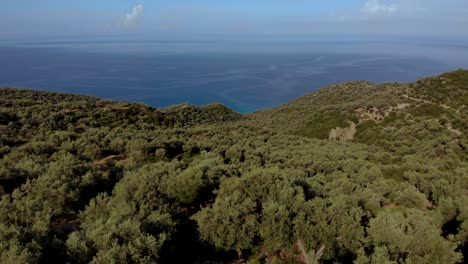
[1,38,467,113]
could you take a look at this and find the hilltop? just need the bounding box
[0,70,467,264]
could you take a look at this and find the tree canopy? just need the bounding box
[0,69,467,263]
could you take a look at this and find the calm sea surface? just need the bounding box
[1,40,467,113]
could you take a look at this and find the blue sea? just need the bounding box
[1,39,467,113]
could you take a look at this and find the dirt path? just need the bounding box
[94,155,122,165]
[403,94,461,114]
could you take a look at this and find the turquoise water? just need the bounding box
[1,40,466,113]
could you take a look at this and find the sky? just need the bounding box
[1,0,468,41]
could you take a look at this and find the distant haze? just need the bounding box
[2,1,468,41]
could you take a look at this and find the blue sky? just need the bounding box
[2,0,468,40]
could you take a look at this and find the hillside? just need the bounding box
[250,70,467,141]
[0,70,467,264]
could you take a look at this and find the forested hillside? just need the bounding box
[0,69,467,264]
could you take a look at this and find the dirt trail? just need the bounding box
[94,155,122,165]
[403,94,464,138]
[402,94,461,114]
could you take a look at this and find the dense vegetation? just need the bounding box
[0,69,467,264]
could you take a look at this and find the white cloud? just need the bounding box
[123,4,144,28]
[361,0,399,15]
